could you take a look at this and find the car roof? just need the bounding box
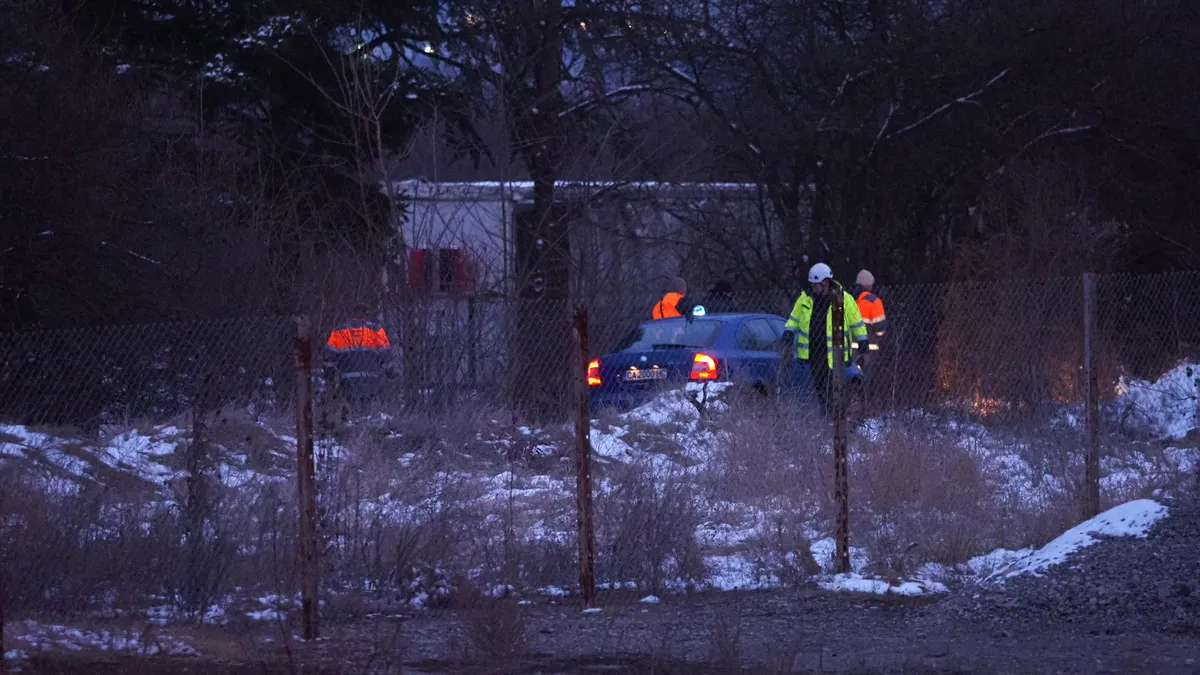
[641,312,780,322]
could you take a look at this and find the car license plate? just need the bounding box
[626,367,667,381]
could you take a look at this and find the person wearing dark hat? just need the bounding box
[652,277,690,319]
[697,279,738,314]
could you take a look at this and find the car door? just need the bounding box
[731,318,782,388]
[764,315,811,395]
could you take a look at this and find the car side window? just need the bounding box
[734,324,753,348]
[765,317,786,338]
[737,319,778,351]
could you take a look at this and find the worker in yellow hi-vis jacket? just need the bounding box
[780,263,869,414]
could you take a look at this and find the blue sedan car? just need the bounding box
[587,312,864,413]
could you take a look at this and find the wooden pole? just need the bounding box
[572,305,597,607]
[293,316,319,639]
[1082,273,1101,519]
[831,290,851,575]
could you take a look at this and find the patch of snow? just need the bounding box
[591,424,636,461]
[985,498,1169,582]
[146,603,226,625]
[623,389,700,426]
[639,595,660,603]
[705,553,772,591]
[9,620,197,656]
[1112,363,1198,440]
[101,427,182,478]
[696,504,766,549]
[818,573,948,596]
[246,608,282,621]
[582,607,602,613]
[809,537,869,574]
[966,548,1034,578]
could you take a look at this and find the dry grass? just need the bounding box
[459,595,527,662]
[594,460,707,594]
[2,387,1197,636]
[706,603,742,670]
[700,401,829,517]
[850,425,998,573]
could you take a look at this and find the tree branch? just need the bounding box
[891,68,1010,138]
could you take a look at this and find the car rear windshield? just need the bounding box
[613,319,724,351]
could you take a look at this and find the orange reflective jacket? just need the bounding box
[327,320,391,351]
[652,292,683,319]
[856,291,886,326]
[856,291,886,351]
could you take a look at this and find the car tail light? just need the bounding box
[690,353,718,380]
[587,358,602,386]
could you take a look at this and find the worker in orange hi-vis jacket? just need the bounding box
[323,303,396,417]
[652,276,693,320]
[853,270,887,367]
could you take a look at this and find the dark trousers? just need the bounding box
[340,376,381,402]
[810,361,832,416]
[335,375,382,422]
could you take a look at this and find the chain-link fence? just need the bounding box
[2,272,1198,623]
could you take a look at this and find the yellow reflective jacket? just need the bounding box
[784,282,869,367]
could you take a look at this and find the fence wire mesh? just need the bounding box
[2,272,1198,620]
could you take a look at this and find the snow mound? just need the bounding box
[1113,362,1198,440]
[985,499,1169,582]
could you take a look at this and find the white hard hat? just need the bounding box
[808,262,833,283]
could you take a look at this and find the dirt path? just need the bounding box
[10,590,1200,673]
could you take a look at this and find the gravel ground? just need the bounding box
[383,591,1200,673]
[927,495,1200,635]
[16,592,1200,674]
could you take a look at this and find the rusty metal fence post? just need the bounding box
[1082,273,1101,519]
[1,537,6,673]
[572,305,598,607]
[293,316,319,639]
[831,291,851,575]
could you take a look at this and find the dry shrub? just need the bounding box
[459,595,527,662]
[1098,443,1198,505]
[222,481,298,592]
[744,512,820,588]
[852,426,996,574]
[702,401,828,513]
[0,468,191,615]
[707,603,742,670]
[260,407,576,606]
[310,421,491,598]
[503,532,576,591]
[596,461,707,594]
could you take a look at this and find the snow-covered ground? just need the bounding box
[4,620,198,660]
[1,362,1197,630]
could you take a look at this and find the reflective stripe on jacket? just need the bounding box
[856,291,886,351]
[652,292,684,319]
[326,318,391,377]
[784,282,869,367]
